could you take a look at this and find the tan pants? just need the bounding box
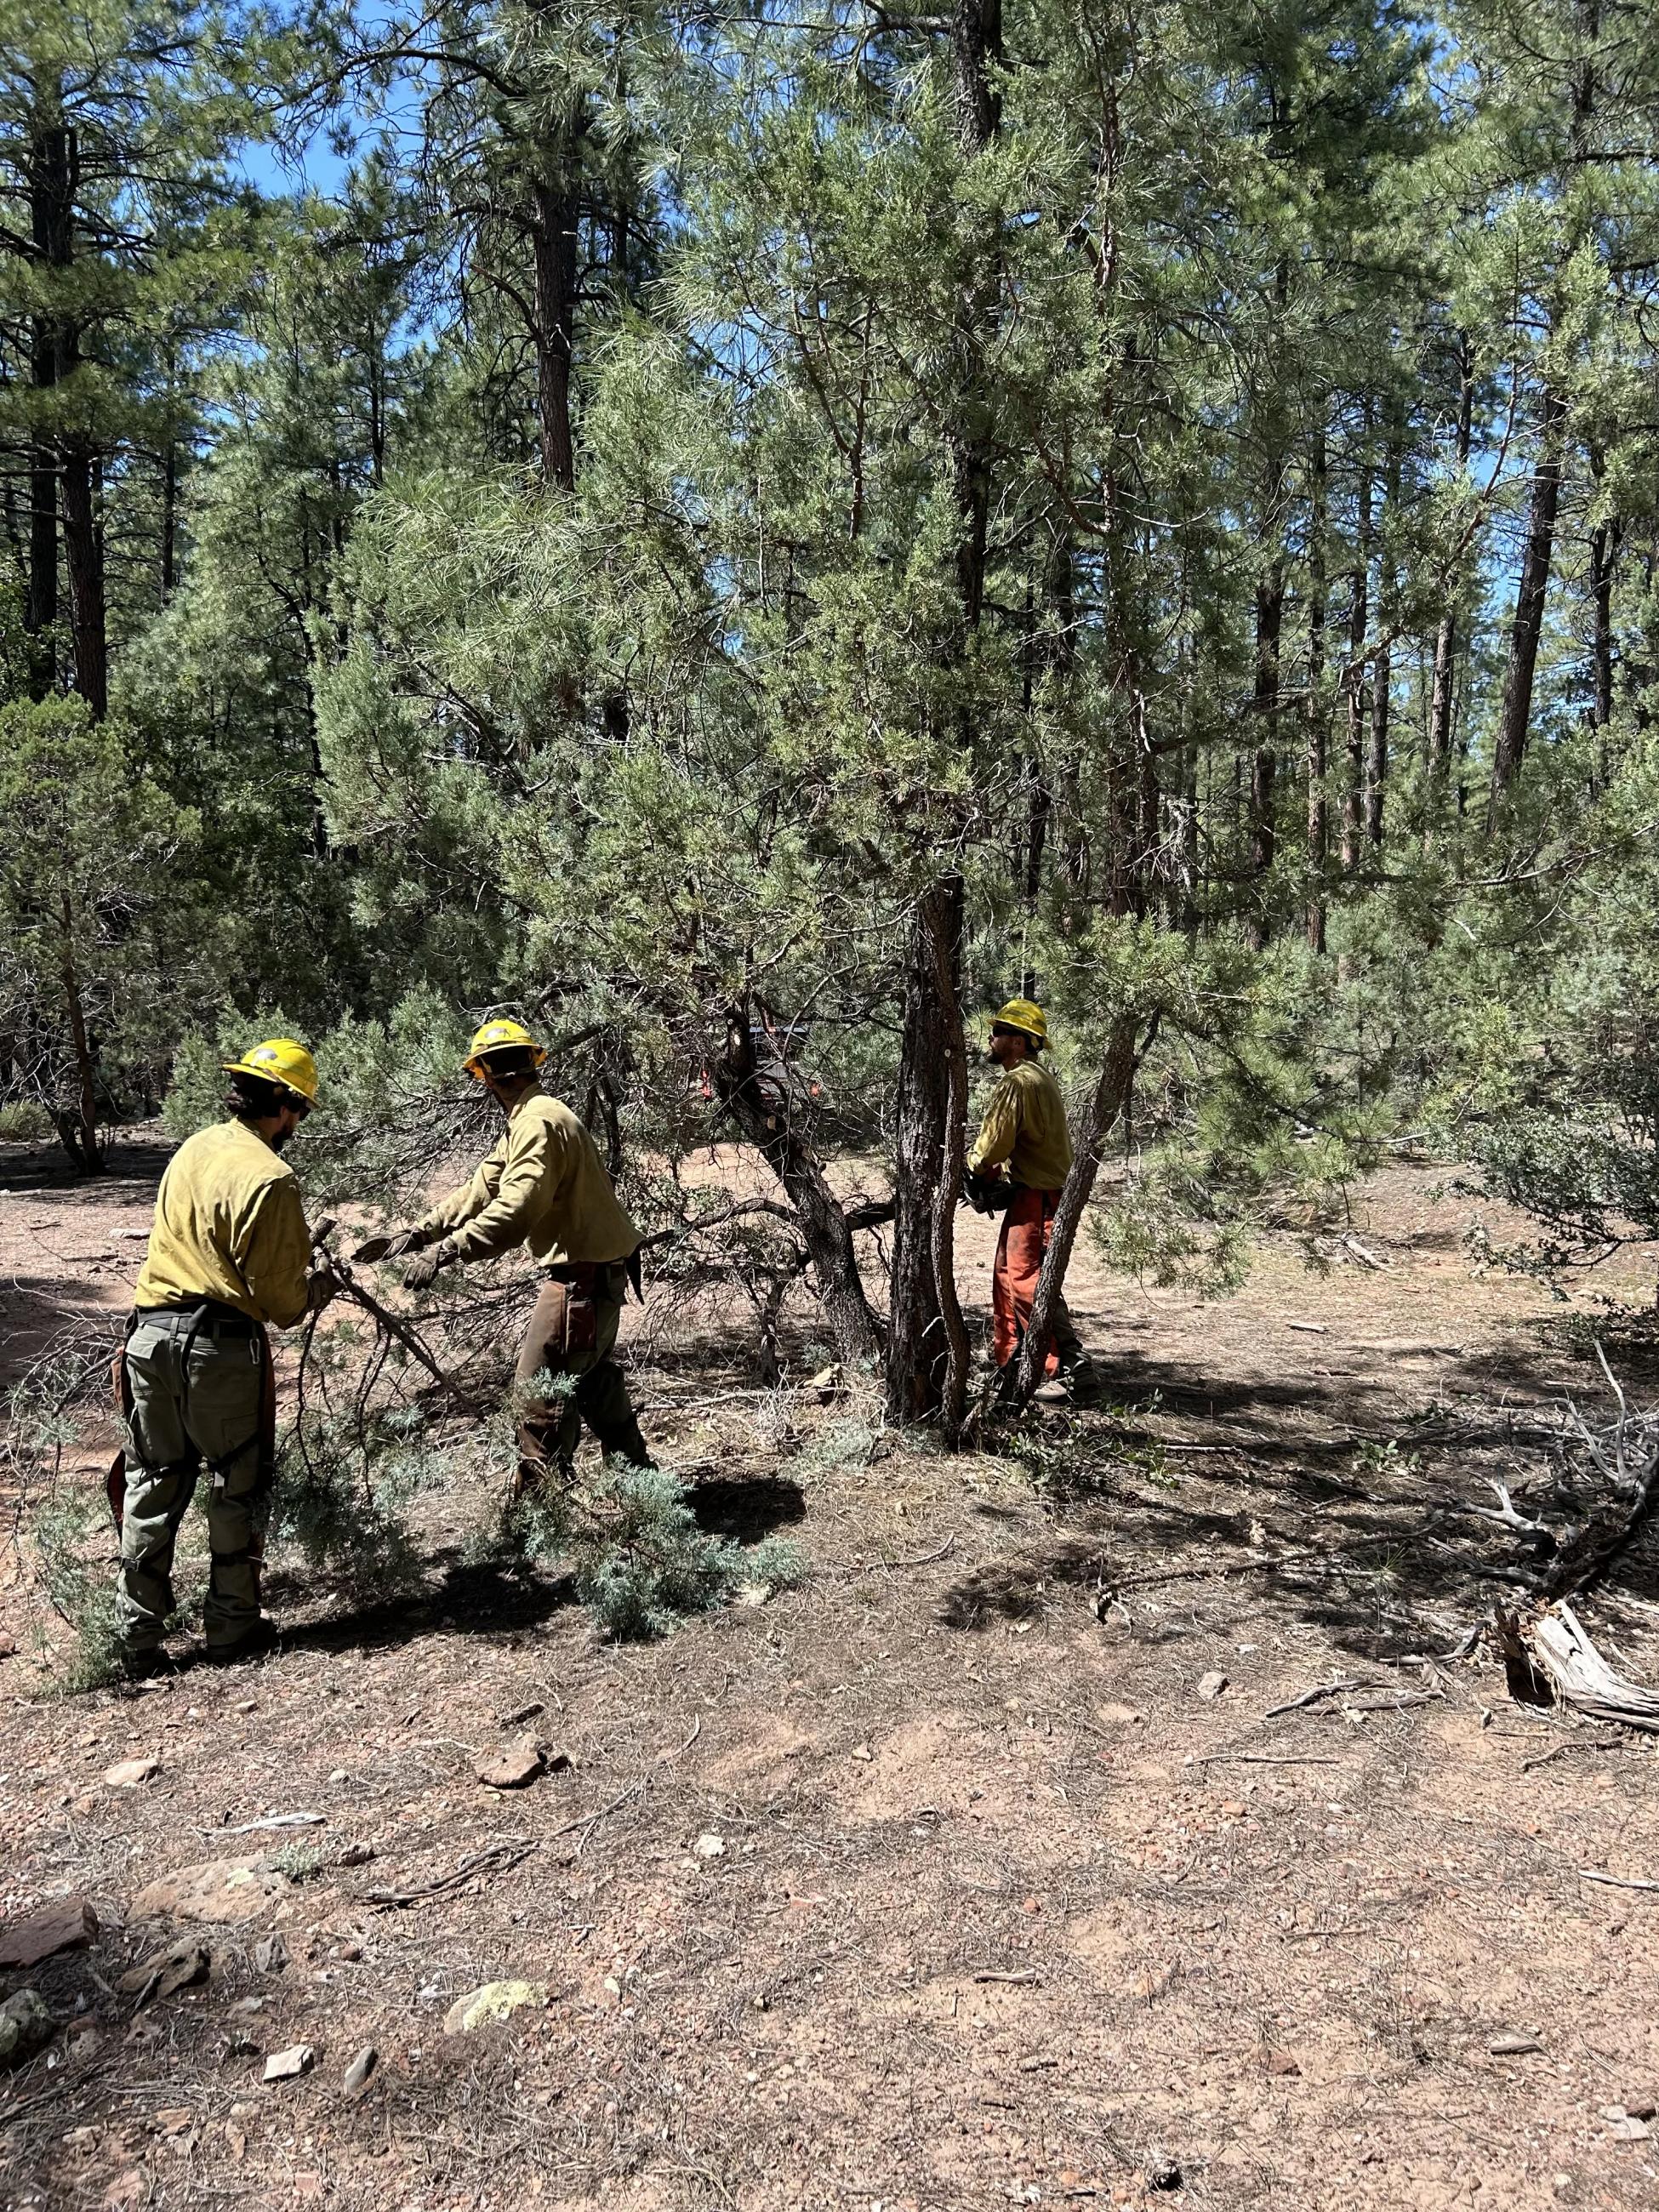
[513,1262,648,1485]
[116,1309,273,1654]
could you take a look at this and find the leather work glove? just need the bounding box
[305,1263,341,1314]
[402,1240,455,1292]
[353,1226,433,1263]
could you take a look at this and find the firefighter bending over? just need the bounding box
[382,1020,652,1494]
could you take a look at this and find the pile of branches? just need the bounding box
[1468,1351,1659,1610]
[1477,1353,1659,1730]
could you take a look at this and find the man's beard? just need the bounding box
[270,1123,294,1153]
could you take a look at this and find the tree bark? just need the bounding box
[1425,334,1473,854]
[1488,380,1568,820]
[1589,513,1617,733]
[60,449,106,719]
[1247,520,1283,946]
[712,1010,882,1367]
[1342,437,1372,872]
[885,879,969,1430]
[1365,430,1400,851]
[882,0,1000,1435]
[25,100,71,687]
[1305,429,1329,950]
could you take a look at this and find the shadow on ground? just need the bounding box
[937,1340,1642,1663]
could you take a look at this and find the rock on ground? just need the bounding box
[442,1981,548,2035]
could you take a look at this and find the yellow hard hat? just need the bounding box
[221,1037,320,1106]
[993,998,1048,1045]
[463,1018,548,1080]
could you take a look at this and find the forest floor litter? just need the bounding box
[4,1138,1659,2209]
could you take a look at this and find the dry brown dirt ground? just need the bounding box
[3,1133,1659,2212]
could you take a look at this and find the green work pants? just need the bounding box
[116,1312,271,1655]
[513,1263,647,1484]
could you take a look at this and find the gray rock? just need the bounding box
[341,2044,378,2095]
[0,1990,54,2067]
[263,2044,315,2083]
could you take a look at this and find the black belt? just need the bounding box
[134,1300,262,1338]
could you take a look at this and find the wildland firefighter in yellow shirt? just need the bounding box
[115,1040,337,1676]
[371,1019,653,1493]
[966,1000,1099,1400]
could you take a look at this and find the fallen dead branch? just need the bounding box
[1264,1679,1369,1719]
[363,1837,537,1910]
[856,1533,958,1573]
[1342,1234,1389,1271]
[1579,1868,1659,1894]
[1521,1737,1628,1772]
[1184,1753,1341,1768]
[550,1776,647,1852]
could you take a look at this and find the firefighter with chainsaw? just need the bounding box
[373,1019,652,1493]
[114,1040,337,1677]
[965,1000,1098,1400]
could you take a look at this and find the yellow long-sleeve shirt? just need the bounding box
[967,1058,1075,1193]
[416,1086,640,1268]
[133,1119,313,1327]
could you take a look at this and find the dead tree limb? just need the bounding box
[710,1005,883,1369]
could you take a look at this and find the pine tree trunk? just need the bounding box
[882,0,1000,1436]
[61,448,106,719]
[1488,381,1568,820]
[1247,544,1283,945]
[1342,442,1372,872]
[885,879,968,1428]
[25,100,71,691]
[1365,430,1400,851]
[1424,335,1473,854]
[1305,430,1329,951]
[1589,516,1617,732]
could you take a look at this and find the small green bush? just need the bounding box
[0,1101,54,1142]
[568,1462,808,1640]
[31,1491,124,1692]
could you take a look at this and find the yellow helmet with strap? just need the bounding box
[993,998,1048,1046]
[463,1018,548,1080]
[221,1037,320,1106]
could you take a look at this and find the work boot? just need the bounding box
[206,1618,280,1667]
[1061,1356,1104,1406]
[599,1417,656,1472]
[117,1645,179,1684]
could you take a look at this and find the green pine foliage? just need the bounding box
[0,0,1656,1357]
